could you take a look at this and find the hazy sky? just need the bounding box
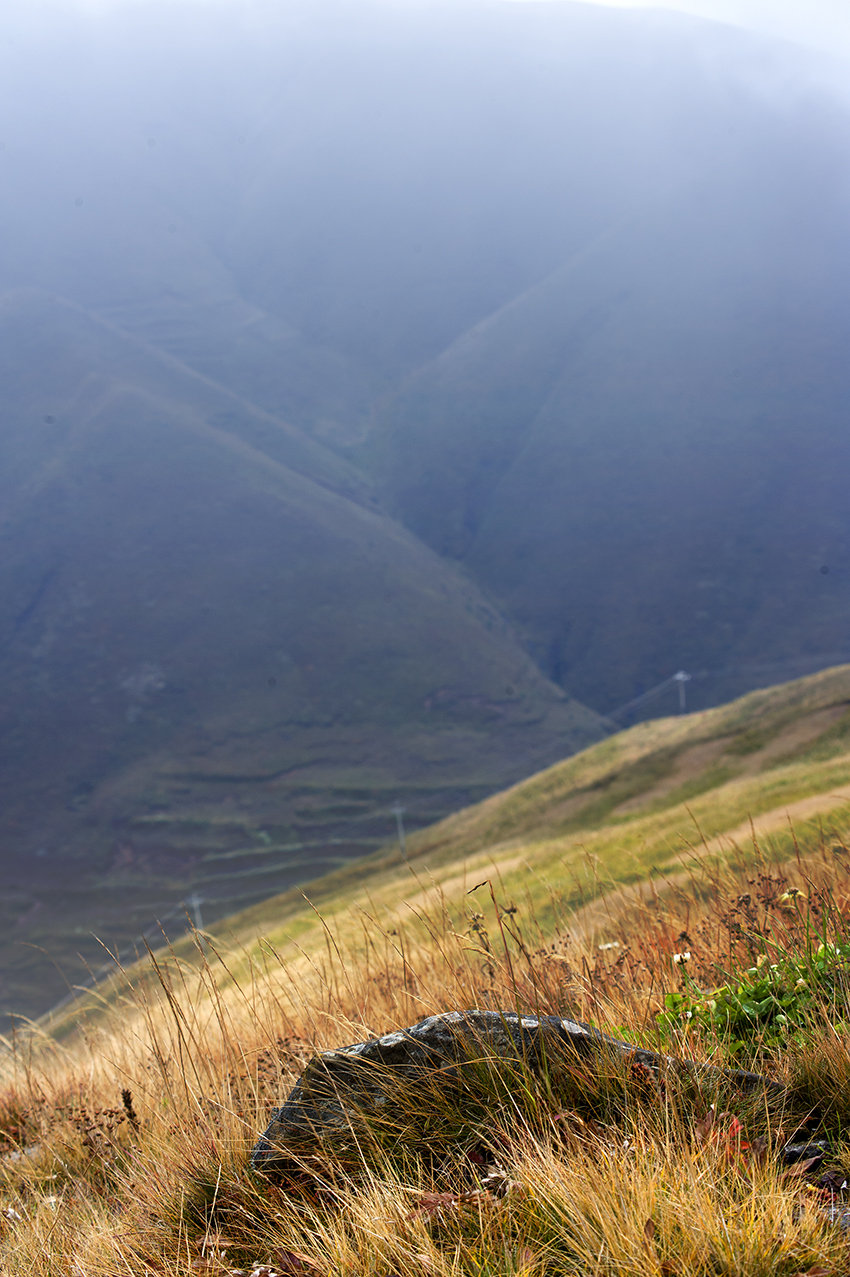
[62,0,850,60]
[555,0,849,58]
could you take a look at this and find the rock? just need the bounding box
[250,1009,780,1171]
[780,1139,828,1168]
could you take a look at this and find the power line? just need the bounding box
[607,671,691,723]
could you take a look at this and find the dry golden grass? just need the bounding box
[3,831,850,1275]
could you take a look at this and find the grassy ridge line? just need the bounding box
[44,664,850,1039]
[218,665,850,938]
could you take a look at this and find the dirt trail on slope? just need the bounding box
[739,705,849,773]
[613,705,848,819]
[569,783,850,943]
[614,739,729,816]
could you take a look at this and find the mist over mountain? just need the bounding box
[1,0,849,1015]
[375,163,850,711]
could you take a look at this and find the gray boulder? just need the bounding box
[251,1009,778,1170]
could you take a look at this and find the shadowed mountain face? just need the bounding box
[375,173,850,712]
[0,289,603,1018]
[0,0,848,1016]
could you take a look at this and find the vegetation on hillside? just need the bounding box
[7,674,850,1272]
[158,664,850,1010]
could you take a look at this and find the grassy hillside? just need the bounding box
[174,664,850,973]
[5,668,850,1274]
[32,662,850,1040]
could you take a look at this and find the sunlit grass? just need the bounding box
[7,668,850,1273]
[4,822,850,1274]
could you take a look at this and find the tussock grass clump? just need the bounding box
[2,834,850,1273]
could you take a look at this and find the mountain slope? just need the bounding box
[49,662,850,1047]
[3,1,848,723]
[373,155,850,713]
[0,290,605,1022]
[200,663,850,982]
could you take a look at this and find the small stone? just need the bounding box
[780,1140,828,1168]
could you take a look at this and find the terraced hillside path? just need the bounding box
[573,783,850,942]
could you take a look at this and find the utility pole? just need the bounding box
[187,892,204,931]
[391,803,407,861]
[673,670,692,713]
[186,892,206,951]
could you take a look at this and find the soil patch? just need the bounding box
[613,738,729,816]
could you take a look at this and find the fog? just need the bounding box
[3,0,846,381]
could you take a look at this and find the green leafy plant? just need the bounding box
[659,927,850,1055]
